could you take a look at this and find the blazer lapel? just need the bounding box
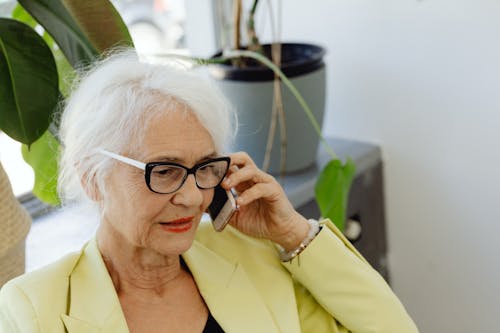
[61,239,129,333]
[182,240,281,333]
[60,234,296,333]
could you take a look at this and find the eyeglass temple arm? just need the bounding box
[97,149,146,170]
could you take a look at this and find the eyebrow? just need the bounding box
[149,152,219,164]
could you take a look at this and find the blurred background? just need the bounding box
[1,1,500,332]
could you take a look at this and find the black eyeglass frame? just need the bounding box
[144,156,231,194]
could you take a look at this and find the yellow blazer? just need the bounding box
[0,219,419,332]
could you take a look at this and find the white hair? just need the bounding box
[58,49,236,207]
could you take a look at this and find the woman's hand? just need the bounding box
[221,152,310,251]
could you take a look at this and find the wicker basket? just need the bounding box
[0,162,31,287]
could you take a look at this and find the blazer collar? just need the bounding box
[61,238,129,332]
[61,238,281,333]
[182,240,281,333]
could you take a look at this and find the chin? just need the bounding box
[161,240,195,256]
[154,232,197,256]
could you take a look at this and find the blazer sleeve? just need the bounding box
[0,281,40,333]
[281,219,419,333]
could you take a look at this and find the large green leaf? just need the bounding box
[11,4,38,30]
[61,0,133,53]
[314,158,356,231]
[12,4,75,97]
[18,0,97,67]
[0,18,59,145]
[21,130,60,205]
[18,0,133,68]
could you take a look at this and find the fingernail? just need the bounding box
[224,178,231,186]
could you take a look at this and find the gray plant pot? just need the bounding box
[209,43,326,174]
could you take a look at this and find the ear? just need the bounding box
[80,173,102,202]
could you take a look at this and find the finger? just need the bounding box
[229,152,257,169]
[236,182,280,206]
[223,164,273,190]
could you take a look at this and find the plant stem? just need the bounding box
[233,0,242,51]
[273,42,287,177]
[250,0,259,14]
[143,53,227,66]
[247,0,263,54]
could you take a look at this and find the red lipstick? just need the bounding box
[160,216,194,233]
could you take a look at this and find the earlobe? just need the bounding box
[87,184,102,202]
[80,174,102,202]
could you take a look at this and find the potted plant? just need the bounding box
[209,42,326,174]
[207,0,325,175]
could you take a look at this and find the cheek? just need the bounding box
[202,189,215,211]
[103,189,169,247]
[102,171,158,232]
[106,177,144,211]
[125,182,168,222]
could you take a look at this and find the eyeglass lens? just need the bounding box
[149,160,228,193]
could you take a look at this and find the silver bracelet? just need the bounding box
[278,219,321,262]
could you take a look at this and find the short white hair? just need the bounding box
[58,49,236,207]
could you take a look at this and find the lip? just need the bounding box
[168,216,194,224]
[160,216,194,233]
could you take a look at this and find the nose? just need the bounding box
[171,174,204,207]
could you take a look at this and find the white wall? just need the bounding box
[256,1,500,332]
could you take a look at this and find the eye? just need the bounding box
[154,166,175,175]
[198,164,215,171]
[197,161,228,178]
[151,165,184,179]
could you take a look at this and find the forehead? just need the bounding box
[139,109,216,163]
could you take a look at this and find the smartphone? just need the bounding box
[208,185,237,232]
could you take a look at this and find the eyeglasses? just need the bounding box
[98,149,230,194]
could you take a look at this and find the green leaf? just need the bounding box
[21,130,60,205]
[13,4,59,52]
[18,0,133,68]
[314,158,356,231]
[12,4,75,97]
[17,0,97,67]
[0,18,59,145]
[61,0,134,53]
[12,4,39,28]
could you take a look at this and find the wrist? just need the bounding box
[276,218,321,262]
[273,216,310,251]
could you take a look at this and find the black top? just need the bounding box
[203,312,225,333]
[179,257,224,333]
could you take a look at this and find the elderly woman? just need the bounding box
[0,51,418,333]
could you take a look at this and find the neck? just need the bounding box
[96,220,185,298]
